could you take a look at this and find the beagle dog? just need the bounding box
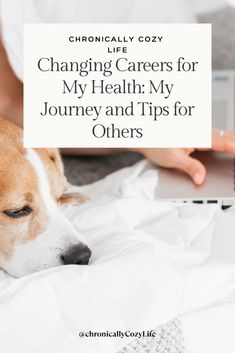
[0,117,91,277]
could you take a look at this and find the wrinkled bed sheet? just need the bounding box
[0,160,234,353]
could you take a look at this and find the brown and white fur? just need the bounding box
[0,117,91,277]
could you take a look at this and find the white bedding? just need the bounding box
[182,210,235,353]
[0,160,234,353]
[182,301,235,353]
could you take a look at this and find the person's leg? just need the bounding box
[0,34,23,126]
[60,148,128,155]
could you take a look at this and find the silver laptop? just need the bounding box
[156,71,235,209]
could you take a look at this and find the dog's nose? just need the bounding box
[61,244,92,265]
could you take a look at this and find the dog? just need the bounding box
[0,117,91,277]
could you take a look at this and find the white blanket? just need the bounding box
[182,301,235,353]
[182,210,235,353]
[0,160,234,353]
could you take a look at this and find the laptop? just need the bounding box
[156,71,235,209]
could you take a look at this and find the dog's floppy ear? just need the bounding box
[58,191,88,206]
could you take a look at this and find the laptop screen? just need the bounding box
[212,71,235,131]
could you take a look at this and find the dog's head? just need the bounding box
[0,118,91,277]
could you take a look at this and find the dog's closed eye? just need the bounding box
[3,206,32,218]
[58,192,88,206]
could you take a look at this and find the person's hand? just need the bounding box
[136,129,235,185]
